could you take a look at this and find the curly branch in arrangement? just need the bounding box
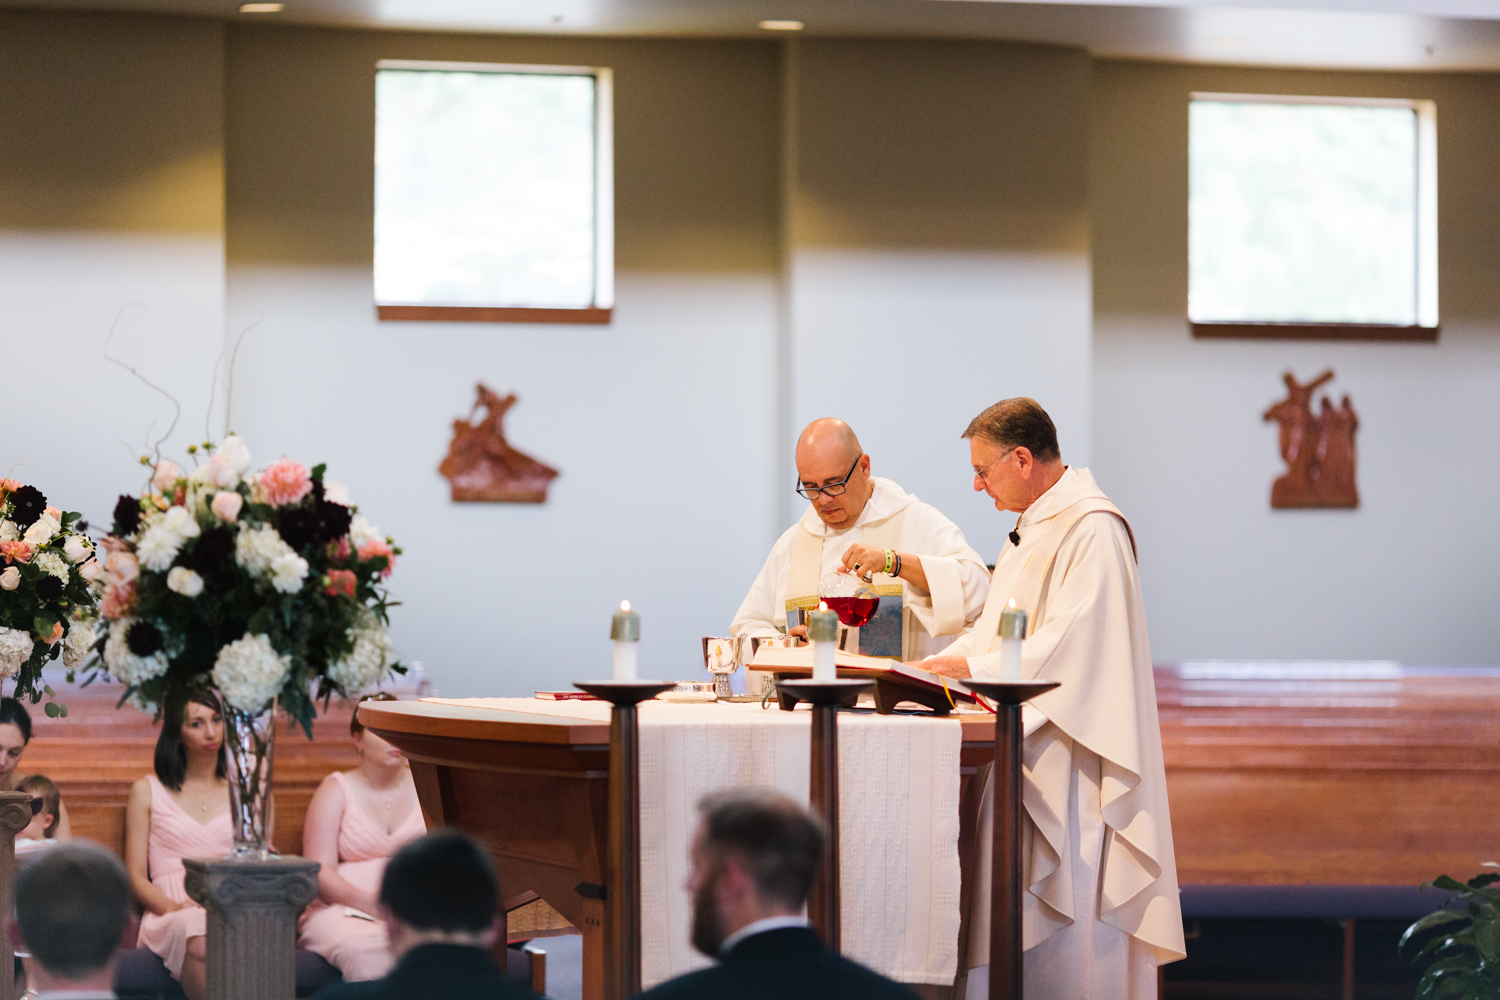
[102,303,181,461]
[222,314,262,440]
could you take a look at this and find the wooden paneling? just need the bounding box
[1158,663,1500,885]
[17,675,427,859]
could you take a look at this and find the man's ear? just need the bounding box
[715,856,753,907]
[1013,447,1035,478]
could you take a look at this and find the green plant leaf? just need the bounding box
[58,704,67,718]
[32,614,56,638]
[1472,874,1500,889]
[1430,876,1474,894]
[42,703,58,718]
[1474,909,1500,967]
[1404,910,1474,962]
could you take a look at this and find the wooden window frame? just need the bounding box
[374,60,614,325]
[1188,93,1439,341]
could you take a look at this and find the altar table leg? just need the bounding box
[606,704,643,1000]
[807,702,841,950]
[992,702,1023,1000]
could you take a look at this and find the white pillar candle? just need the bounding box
[611,600,640,681]
[997,598,1028,683]
[810,601,839,682]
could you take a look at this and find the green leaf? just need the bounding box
[311,463,326,484]
[1474,909,1500,966]
[58,704,67,719]
[32,614,56,638]
[43,685,54,697]
[1404,911,1474,962]
[246,608,271,634]
[1431,876,1474,894]
[43,703,58,718]
[1472,874,1500,889]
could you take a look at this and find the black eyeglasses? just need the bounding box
[795,456,861,500]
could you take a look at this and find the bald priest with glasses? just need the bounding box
[730,418,989,660]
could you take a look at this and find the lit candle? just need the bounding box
[997,598,1028,682]
[810,601,838,682]
[611,600,640,681]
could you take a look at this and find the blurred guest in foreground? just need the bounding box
[635,788,917,1000]
[10,840,135,1000]
[0,698,71,838]
[300,692,426,981]
[315,830,538,999]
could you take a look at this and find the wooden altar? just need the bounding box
[358,698,998,1000]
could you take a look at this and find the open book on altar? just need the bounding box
[749,644,979,714]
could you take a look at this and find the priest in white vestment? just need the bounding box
[923,398,1185,999]
[731,418,989,661]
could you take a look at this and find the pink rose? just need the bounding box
[0,541,34,565]
[258,458,313,508]
[43,506,62,521]
[357,538,396,578]
[323,569,357,598]
[101,582,136,619]
[152,460,182,493]
[211,491,244,523]
[108,550,139,587]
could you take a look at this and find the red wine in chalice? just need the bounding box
[822,596,880,627]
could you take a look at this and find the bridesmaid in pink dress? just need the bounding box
[299,692,426,981]
[125,690,235,1000]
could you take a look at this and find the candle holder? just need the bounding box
[962,679,1060,1000]
[574,680,674,1000]
[774,677,872,951]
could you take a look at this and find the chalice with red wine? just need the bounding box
[818,568,880,629]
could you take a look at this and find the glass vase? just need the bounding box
[221,697,277,858]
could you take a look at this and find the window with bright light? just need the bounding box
[374,61,613,320]
[1189,94,1437,331]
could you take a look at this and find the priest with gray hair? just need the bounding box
[922,397,1184,999]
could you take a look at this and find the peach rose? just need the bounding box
[108,551,139,587]
[323,569,357,599]
[0,541,34,565]
[101,583,136,620]
[258,458,313,508]
[40,622,63,646]
[0,479,19,497]
[152,460,182,493]
[43,506,62,521]
[357,538,396,578]
[211,490,244,523]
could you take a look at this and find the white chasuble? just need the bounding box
[946,468,1185,1000]
[729,477,989,661]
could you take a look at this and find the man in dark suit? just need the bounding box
[634,789,917,1000]
[315,830,538,1000]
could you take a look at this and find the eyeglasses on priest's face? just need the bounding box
[795,455,862,500]
[972,447,1018,484]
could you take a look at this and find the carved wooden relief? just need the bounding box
[1262,369,1359,509]
[439,384,559,503]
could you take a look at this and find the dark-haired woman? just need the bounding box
[125,690,235,1000]
[0,697,71,838]
[298,693,425,981]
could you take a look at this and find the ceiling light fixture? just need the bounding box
[759,20,803,31]
[239,2,284,11]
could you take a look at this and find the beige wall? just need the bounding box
[788,39,1095,559]
[1090,60,1500,662]
[0,12,226,538]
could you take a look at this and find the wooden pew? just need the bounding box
[17,672,429,859]
[1159,661,1500,886]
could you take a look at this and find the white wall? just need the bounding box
[1091,61,1500,663]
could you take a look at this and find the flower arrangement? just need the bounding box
[0,479,100,710]
[94,436,402,732]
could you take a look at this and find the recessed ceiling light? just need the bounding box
[759,20,803,31]
[240,2,284,11]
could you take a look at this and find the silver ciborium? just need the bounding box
[702,636,740,699]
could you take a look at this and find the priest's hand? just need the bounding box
[787,625,809,645]
[840,543,888,581]
[922,656,971,679]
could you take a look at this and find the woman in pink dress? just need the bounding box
[298,692,426,981]
[124,689,234,1000]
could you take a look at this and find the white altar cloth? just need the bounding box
[422,698,963,987]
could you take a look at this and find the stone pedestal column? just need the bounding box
[184,855,320,1000]
[0,790,35,994]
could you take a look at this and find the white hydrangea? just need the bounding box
[135,523,184,572]
[212,633,291,712]
[328,617,392,694]
[349,515,382,549]
[0,520,16,542]
[103,619,170,686]
[236,525,308,594]
[35,550,69,584]
[126,689,159,717]
[62,617,98,669]
[0,627,33,681]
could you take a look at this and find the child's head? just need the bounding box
[18,774,59,840]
